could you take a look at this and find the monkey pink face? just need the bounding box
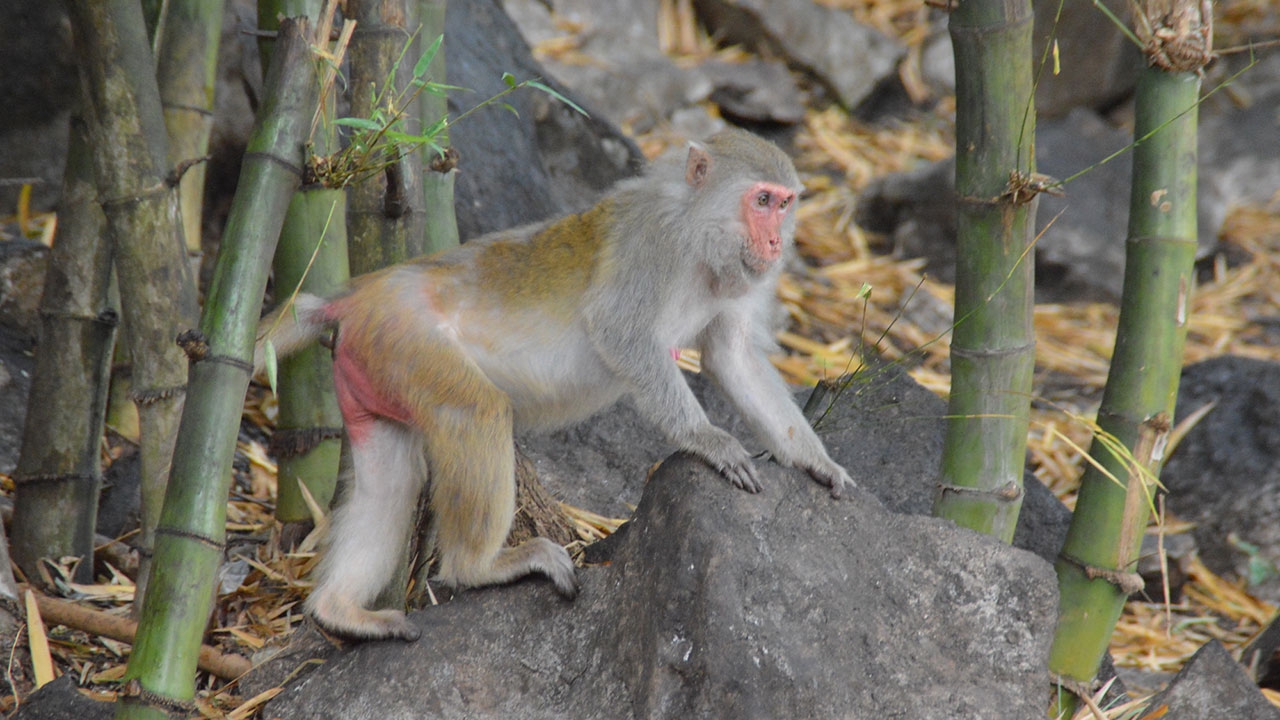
[740,181,796,273]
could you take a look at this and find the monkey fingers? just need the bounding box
[806,461,856,500]
[686,427,762,493]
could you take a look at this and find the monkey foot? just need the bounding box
[308,592,422,642]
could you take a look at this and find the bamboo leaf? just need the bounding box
[526,80,588,117]
[333,116,383,131]
[415,35,442,79]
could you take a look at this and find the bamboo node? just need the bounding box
[935,481,1023,502]
[1058,552,1145,594]
[176,329,209,361]
[130,384,187,406]
[270,426,345,458]
[1002,170,1063,205]
[430,146,460,173]
[1048,672,1098,700]
[98,182,168,210]
[243,151,305,180]
[167,155,212,188]
[38,308,120,328]
[13,472,96,487]
[120,678,198,716]
[1135,0,1214,73]
[155,526,226,551]
[203,354,256,373]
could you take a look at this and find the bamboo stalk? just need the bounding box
[1048,2,1209,715]
[67,0,201,610]
[259,0,350,533]
[930,0,1038,541]
[417,0,460,254]
[116,18,318,720]
[156,0,225,255]
[11,111,116,586]
[346,0,428,272]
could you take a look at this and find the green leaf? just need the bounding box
[501,102,519,118]
[502,72,517,88]
[383,130,428,145]
[526,80,588,117]
[334,117,383,131]
[415,35,443,79]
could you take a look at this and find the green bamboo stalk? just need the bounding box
[11,111,117,585]
[156,0,226,255]
[417,0,459,254]
[346,0,427,273]
[1048,3,1207,713]
[115,19,318,720]
[259,0,351,535]
[68,0,201,607]
[930,0,1037,541]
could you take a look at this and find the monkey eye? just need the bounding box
[756,191,771,207]
[779,196,792,210]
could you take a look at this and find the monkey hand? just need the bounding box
[687,427,762,493]
[803,458,856,500]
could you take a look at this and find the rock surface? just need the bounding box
[1162,356,1280,603]
[262,452,1057,719]
[1141,640,1280,720]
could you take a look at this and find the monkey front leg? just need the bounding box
[700,316,855,499]
[604,343,763,492]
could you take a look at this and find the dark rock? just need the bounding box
[0,240,48,339]
[0,1,77,213]
[10,675,112,720]
[1141,640,1280,720]
[1137,531,1197,604]
[262,451,1057,720]
[694,0,905,111]
[1162,356,1280,603]
[1242,610,1280,689]
[0,325,34,476]
[447,0,645,240]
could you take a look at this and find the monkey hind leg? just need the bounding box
[306,420,425,642]
[426,402,578,600]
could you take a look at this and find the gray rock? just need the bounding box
[263,453,1057,720]
[1142,640,1280,720]
[527,359,1074,565]
[694,0,905,111]
[502,0,706,133]
[1031,0,1139,117]
[856,85,1280,301]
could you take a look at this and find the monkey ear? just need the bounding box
[685,143,713,189]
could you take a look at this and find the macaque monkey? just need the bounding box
[259,128,854,641]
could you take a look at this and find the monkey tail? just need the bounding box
[254,293,331,373]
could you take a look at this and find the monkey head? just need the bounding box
[683,129,803,282]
